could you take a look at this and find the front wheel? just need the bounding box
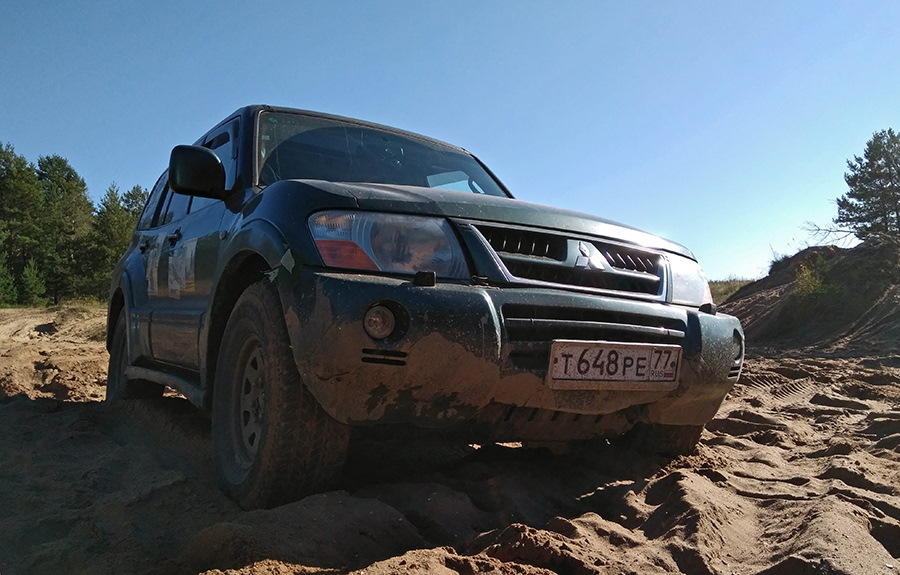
[212,280,350,509]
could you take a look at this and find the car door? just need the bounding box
[149,119,239,370]
[124,171,170,363]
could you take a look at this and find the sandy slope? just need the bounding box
[0,306,897,575]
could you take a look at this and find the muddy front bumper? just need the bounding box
[283,272,744,441]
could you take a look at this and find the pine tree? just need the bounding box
[0,256,15,305]
[122,184,149,218]
[0,223,16,304]
[0,143,44,279]
[37,154,94,303]
[83,184,137,299]
[835,129,900,240]
[19,258,47,306]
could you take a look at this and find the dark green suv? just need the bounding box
[107,105,744,508]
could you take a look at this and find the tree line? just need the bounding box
[0,142,146,305]
[1,127,897,307]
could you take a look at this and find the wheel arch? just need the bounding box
[203,251,271,411]
[106,272,133,353]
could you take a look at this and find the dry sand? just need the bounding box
[0,287,897,574]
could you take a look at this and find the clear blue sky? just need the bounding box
[2,1,898,280]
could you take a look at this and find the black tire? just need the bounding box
[627,422,704,456]
[212,280,350,509]
[105,312,164,403]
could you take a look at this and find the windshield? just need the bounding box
[257,111,508,197]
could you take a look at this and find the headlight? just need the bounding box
[668,255,713,308]
[308,210,469,279]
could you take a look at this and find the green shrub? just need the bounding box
[768,252,791,275]
[793,254,831,297]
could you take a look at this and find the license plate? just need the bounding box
[547,340,682,391]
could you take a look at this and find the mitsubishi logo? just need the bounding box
[574,241,609,271]
[575,241,591,269]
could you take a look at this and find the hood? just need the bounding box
[295,180,695,259]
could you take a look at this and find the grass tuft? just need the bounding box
[709,278,753,305]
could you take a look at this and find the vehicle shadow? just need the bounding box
[342,433,671,541]
[175,429,676,574]
[0,390,677,575]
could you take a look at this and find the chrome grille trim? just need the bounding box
[471,223,667,301]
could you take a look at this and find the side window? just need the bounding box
[137,172,170,230]
[209,130,236,189]
[192,119,239,213]
[158,187,192,226]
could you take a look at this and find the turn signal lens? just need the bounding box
[314,239,379,270]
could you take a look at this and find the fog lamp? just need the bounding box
[364,305,396,340]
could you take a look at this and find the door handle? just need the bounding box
[166,228,183,246]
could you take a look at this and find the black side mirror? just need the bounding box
[169,145,226,198]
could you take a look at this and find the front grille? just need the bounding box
[474,224,664,297]
[598,248,657,274]
[502,304,686,344]
[477,226,567,260]
[502,258,661,294]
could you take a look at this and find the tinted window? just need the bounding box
[192,120,239,213]
[189,194,218,214]
[159,188,191,226]
[137,172,170,230]
[257,112,508,197]
[208,124,237,190]
[427,170,486,194]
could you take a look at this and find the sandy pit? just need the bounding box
[0,289,898,574]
